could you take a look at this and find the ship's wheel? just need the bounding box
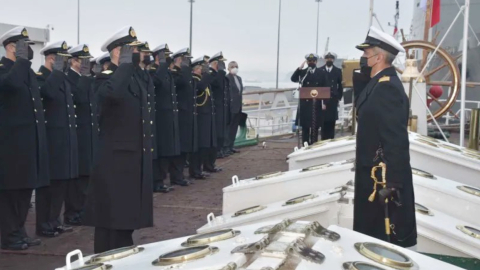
[394,40,461,121]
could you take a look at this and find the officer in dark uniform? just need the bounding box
[171,48,197,185]
[96,52,111,72]
[189,56,218,178]
[64,44,97,226]
[354,26,417,248]
[36,41,78,237]
[149,44,180,192]
[84,26,153,253]
[209,52,230,159]
[320,52,343,140]
[0,26,48,250]
[291,53,327,145]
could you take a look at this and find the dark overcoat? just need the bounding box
[68,71,98,176]
[290,67,328,128]
[353,67,417,248]
[149,63,180,157]
[38,66,79,180]
[84,63,153,230]
[171,65,198,153]
[195,72,217,148]
[319,65,343,122]
[210,68,229,140]
[0,57,49,190]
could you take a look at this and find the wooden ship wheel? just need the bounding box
[394,40,461,122]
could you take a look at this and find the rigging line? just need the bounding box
[455,0,480,46]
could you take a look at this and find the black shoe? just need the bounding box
[205,167,223,173]
[201,172,211,177]
[191,174,207,180]
[184,160,190,168]
[64,216,82,226]
[1,241,28,250]
[154,184,171,193]
[23,237,41,247]
[36,229,59,238]
[54,225,73,234]
[217,151,225,159]
[171,180,190,186]
[231,148,240,153]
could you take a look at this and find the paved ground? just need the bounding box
[0,136,297,270]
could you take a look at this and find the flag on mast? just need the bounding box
[431,0,441,27]
[393,1,399,36]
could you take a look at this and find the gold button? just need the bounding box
[32,98,35,101]
[69,124,71,127]
[151,148,154,152]
[143,120,145,123]
[45,121,48,123]
[67,105,70,108]
[75,115,77,118]
[143,148,145,152]
[34,109,37,113]
[150,121,153,124]
[44,109,46,112]
[74,105,76,108]
[36,120,38,123]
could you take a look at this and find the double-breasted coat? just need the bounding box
[195,72,217,148]
[209,68,229,141]
[171,65,198,153]
[37,66,79,180]
[319,65,343,122]
[84,63,153,230]
[0,57,49,190]
[149,63,181,157]
[67,71,98,176]
[354,67,417,248]
[290,67,328,128]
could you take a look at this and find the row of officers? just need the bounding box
[0,25,244,253]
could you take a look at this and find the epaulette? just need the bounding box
[102,70,113,75]
[35,72,42,76]
[379,76,390,83]
[0,64,3,67]
[150,67,156,70]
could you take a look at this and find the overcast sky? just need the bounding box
[2,0,415,84]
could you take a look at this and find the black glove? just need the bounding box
[158,51,167,64]
[27,46,34,60]
[80,58,91,76]
[15,39,29,60]
[92,63,102,74]
[53,55,67,71]
[143,55,151,66]
[202,63,209,74]
[166,56,173,66]
[119,45,134,65]
[218,60,226,71]
[378,188,396,205]
[181,56,191,68]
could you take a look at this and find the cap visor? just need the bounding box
[57,52,72,57]
[355,43,372,51]
[127,40,144,47]
[79,55,94,59]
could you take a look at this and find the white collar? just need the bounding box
[70,68,81,76]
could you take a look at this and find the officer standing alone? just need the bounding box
[354,26,417,248]
[320,52,343,140]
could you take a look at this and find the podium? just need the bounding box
[298,87,331,146]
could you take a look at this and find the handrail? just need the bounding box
[243,88,296,95]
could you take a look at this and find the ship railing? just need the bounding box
[241,88,352,138]
[440,99,480,126]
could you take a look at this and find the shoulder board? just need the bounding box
[379,76,390,83]
[0,64,3,67]
[35,72,43,76]
[150,67,156,70]
[102,70,113,75]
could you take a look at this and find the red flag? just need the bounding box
[431,0,441,27]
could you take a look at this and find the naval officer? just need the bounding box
[320,52,343,140]
[36,41,78,237]
[149,44,180,192]
[0,26,48,250]
[84,26,153,253]
[64,44,97,225]
[290,53,327,145]
[354,26,416,248]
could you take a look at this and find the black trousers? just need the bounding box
[203,147,218,171]
[154,156,184,185]
[0,189,33,245]
[228,113,241,149]
[36,179,68,231]
[94,227,134,254]
[64,176,89,220]
[217,138,225,153]
[321,120,336,140]
[189,151,202,176]
[301,126,319,145]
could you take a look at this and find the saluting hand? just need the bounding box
[119,45,134,65]
[80,58,91,76]
[299,60,306,69]
[15,40,29,60]
[53,55,67,72]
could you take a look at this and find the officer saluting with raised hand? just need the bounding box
[149,44,179,193]
[354,26,417,248]
[36,40,78,238]
[64,44,96,226]
[0,26,48,250]
[84,26,153,253]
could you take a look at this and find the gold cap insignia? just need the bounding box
[83,45,89,52]
[62,42,68,50]
[144,42,149,49]
[129,27,136,38]
[310,89,318,98]
[309,54,315,58]
[21,28,28,37]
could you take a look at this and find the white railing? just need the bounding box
[438,99,480,125]
[242,88,353,138]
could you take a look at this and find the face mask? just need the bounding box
[326,61,333,67]
[166,57,173,66]
[308,63,317,68]
[143,55,151,66]
[27,46,34,60]
[359,54,377,76]
[132,53,141,66]
[230,68,238,75]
